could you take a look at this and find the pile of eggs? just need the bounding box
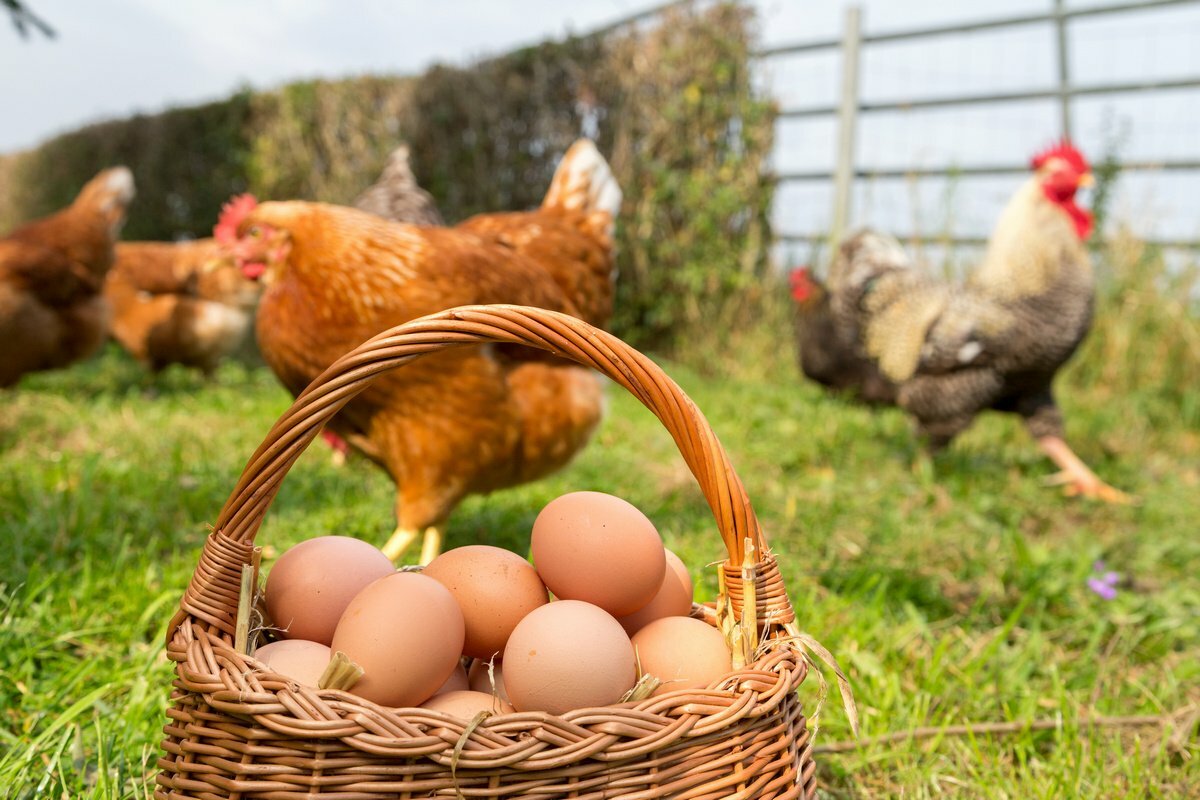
[255,491,734,718]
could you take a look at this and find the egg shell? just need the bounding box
[421,690,514,718]
[616,549,694,635]
[423,545,549,659]
[467,659,510,705]
[503,600,636,715]
[433,662,470,696]
[253,639,331,687]
[531,492,665,616]
[631,616,733,696]
[264,536,395,645]
[331,572,465,708]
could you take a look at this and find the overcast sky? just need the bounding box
[3,0,1197,244]
[0,0,655,153]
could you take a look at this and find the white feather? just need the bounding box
[957,341,984,363]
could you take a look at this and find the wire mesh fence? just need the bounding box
[752,0,1200,266]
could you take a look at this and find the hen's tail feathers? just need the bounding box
[541,139,622,239]
[76,166,136,217]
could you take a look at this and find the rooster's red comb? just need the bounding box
[1031,139,1089,174]
[214,193,258,244]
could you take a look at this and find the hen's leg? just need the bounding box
[384,466,459,564]
[380,524,443,564]
[381,526,420,562]
[418,526,444,566]
[1037,436,1134,504]
[321,428,351,468]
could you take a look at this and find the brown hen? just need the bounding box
[105,239,260,375]
[217,139,621,562]
[0,167,135,387]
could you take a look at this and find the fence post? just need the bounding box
[830,5,863,252]
[1053,0,1073,139]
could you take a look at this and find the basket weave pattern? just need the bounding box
[157,305,816,799]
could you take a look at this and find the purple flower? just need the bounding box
[1088,560,1120,600]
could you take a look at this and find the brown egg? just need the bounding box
[421,690,514,718]
[631,616,732,696]
[503,600,636,715]
[253,639,331,687]
[467,658,510,705]
[331,572,465,707]
[433,662,470,696]
[423,545,549,659]
[531,492,665,616]
[264,536,394,645]
[616,549,694,635]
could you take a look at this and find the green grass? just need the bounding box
[1,262,1198,796]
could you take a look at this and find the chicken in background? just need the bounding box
[105,239,260,375]
[791,266,896,405]
[0,167,135,387]
[215,139,622,563]
[792,141,1130,502]
[353,144,444,226]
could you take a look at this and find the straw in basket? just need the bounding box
[156,304,841,799]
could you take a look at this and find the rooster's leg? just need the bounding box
[1036,435,1134,504]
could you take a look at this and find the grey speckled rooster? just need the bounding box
[792,141,1131,503]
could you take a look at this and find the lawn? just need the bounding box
[0,304,1197,797]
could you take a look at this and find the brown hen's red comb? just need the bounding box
[214,193,258,244]
[1031,139,1089,173]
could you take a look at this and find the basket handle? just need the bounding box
[213,304,765,565]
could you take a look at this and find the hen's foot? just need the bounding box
[320,429,351,468]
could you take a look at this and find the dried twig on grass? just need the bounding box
[814,704,1198,755]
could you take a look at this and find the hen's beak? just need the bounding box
[1078,172,1096,188]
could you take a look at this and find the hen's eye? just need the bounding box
[248,226,262,238]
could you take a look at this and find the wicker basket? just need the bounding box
[156,305,818,799]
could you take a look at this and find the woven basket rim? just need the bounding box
[168,613,809,768]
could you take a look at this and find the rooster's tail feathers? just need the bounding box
[541,140,622,236]
[831,229,912,294]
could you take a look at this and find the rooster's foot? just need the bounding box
[1043,470,1136,504]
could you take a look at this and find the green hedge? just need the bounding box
[2,95,254,242]
[0,2,775,351]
